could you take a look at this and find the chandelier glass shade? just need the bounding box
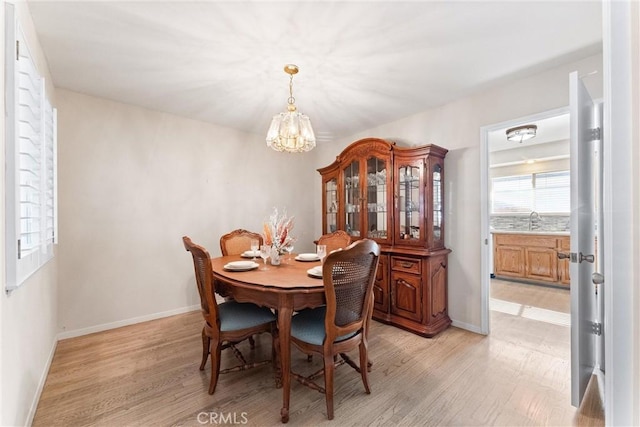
[506,124,537,143]
[266,64,316,153]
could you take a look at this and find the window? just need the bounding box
[5,3,57,291]
[491,171,570,214]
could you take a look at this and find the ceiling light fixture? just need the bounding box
[506,124,537,143]
[266,64,316,153]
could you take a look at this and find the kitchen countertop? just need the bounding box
[490,230,570,236]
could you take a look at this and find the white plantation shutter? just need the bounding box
[5,3,57,291]
[43,99,58,246]
[17,44,43,257]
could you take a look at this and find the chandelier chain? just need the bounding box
[288,74,295,106]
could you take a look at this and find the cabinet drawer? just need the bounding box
[494,234,557,248]
[390,256,421,274]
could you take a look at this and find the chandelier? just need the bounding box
[266,64,316,153]
[506,124,537,143]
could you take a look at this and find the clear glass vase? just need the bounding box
[270,247,281,265]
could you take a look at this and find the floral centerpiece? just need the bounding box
[262,207,295,264]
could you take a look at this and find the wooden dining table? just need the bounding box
[210,254,326,423]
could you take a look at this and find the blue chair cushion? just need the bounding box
[291,307,357,346]
[218,301,276,332]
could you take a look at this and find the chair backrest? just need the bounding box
[317,230,352,255]
[220,229,263,256]
[183,236,219,329]
[322,239,380,344]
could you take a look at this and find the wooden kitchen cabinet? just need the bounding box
[558,236,571,285]
[319,138,451,337]
[493,233,569,288]
[494,245,525,277]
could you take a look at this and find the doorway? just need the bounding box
[480,107,571,335]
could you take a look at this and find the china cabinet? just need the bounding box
[318,138,451,337]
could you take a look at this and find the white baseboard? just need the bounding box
[451,318,485,335]
[26,336,58,426]
[57,305,200,340]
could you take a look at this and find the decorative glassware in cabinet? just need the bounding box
[343,160,360,238]
[433,164,443,242]
[324,178,338,233]
[397,162,422,243]
[366,157,388,240]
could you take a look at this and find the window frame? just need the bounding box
[4,3,58,292]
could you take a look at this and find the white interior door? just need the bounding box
[569,71,599,407]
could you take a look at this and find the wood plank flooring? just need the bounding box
[33,282,603,426]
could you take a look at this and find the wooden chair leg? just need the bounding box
[271,325,282,388]
[323,353,335,420]
[208,343,222,395]
[359,341,371,394]
[200,328,210,370]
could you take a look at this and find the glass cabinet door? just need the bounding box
[365,156,389,241]
[343,160,361,238]
[324,178,338,233]
[432,163,444,246]
[396,159,423,244]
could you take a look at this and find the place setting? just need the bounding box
[295,253,321,262]
[307,265,323,279]
[223,260,260,272]
[295,244,326,263]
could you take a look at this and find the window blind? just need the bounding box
[491,174,533,213]
[534,171,570,213]
[491,170,570,214]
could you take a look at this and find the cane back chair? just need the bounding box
[183,236,278,394]
[288,239,380,420]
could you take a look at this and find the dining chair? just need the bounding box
[220,229,263,256]
[317,230,352,255]
[183,236,279,395]
[288,239,380,420]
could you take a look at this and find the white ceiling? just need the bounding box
[27,1,602,143]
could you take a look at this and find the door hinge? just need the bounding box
[592,321,602,336]
[17,239,21,259]
[590,127,601,141]
[16,40,19,60]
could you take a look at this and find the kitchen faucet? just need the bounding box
[529,211,540,231]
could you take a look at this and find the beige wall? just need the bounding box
[1,1,59,426]
[55,90,318,336]
[314,53,603,331]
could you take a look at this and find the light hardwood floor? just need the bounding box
[33,282,603,426]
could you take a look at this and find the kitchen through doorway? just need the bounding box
[480,107,572,336]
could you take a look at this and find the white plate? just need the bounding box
[296,253,320,262]
[224,261,259,271]
[307,266,323,278]
[241,250,261,258]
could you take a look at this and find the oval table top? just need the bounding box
[210,255,324,291]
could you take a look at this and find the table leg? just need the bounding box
[278,299,293,423]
